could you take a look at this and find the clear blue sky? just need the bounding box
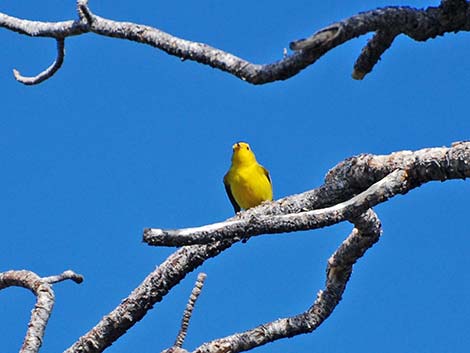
[1,1,470,352]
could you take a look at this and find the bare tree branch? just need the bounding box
[60,141,470,353]
[260,141,470,216]
[42,270,84,285]
[143,170,407,247]
[440,0,468,14]
[144,141,470,247]
[0,13,87,37]
[2,2,468,352]
[63,243,237,353]
[77,0,93,24]
[192,210,381,353]
[290,5,470,78]
[13,38,65,85]
[174,273,208,349]
[352,30,397,80]
[0,1,469,84]
[0,270,83,353]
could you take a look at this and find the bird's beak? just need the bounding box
[232,143,240,150]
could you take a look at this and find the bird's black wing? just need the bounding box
[223,176,241,213]
[261,166,273,185]
[262,166,272,188]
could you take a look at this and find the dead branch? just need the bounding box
[143,170,407,246]
[192,210,381,353]
[0,1,468,84]
[174,273,208,349]
[144,142,470,247]
[2,2,468,352]
[62,242,237,353]
[13,38,65,85]
[60,141,469,353]
[0,270,83,353]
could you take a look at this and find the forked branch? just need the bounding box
[192,210,381,353]
[0,270,83,353]
[60,141,469,353]
[0,1,469,84]
[144,170,407,246]
[144,141,470,248]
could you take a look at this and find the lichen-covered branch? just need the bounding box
[191,210,381,353]
[0,270,83,353]
[0,1,469,84]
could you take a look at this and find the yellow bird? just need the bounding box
[223,142,273,213]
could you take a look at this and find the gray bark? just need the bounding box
[0,1,468,84]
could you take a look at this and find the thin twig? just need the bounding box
[42,270,84,284]
[174,273,208,348]
[13,38,65,85]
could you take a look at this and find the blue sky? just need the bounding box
[1,1,470,352]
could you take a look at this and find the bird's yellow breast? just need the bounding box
[225,163,272,210]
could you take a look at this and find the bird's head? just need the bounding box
[231,142,257,165]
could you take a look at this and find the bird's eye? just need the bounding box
[246,146,250,150]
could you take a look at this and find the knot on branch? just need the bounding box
[324,154,385,193]
[289,24,343,51]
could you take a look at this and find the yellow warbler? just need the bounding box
[223,142,273,213]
